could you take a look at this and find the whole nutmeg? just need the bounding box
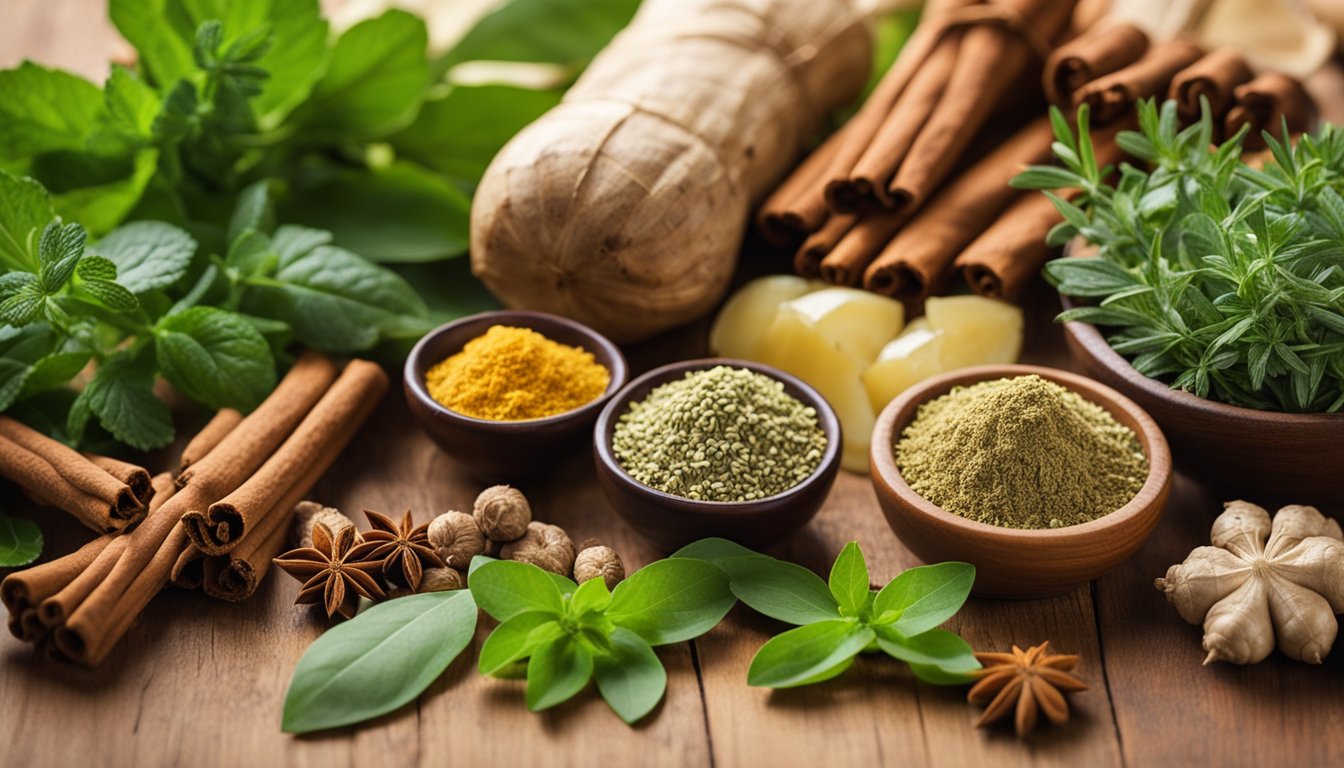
[574,545,625,589]
[385,586,416,600]
[419,567,466,593]
[474,485,531,541]
[501,522,575,576]
[427,511,485,569]
[292,501,357,549]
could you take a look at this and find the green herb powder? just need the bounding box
[894,375,1148,529]
[613,366,827,502]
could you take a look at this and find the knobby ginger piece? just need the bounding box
[1155,500,1344,665]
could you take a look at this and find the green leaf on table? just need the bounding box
[280,162,470,263]
[593,627,666,724]
[305,10,428,138]
[69,350,173,450]
[605,558,734,646]
[154,306,276,410]
[0,171,53,272]
[440,0,638,70]
[0,62,103,163]
[673,539,839,626]
[89,221,197,294]
[828,542,870,617]
[0,508,42,567]
[526,635,594,712]
[478,611,564,676]
[873,626,980,684]
[282,589,478,733]
[469,558,566,621]
[747,620,875,689]
[871,562,975,637]
[569,573,612,614]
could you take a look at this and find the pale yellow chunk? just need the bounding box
[783,288,905,366]
[924,295,1024,370]
[709,275,812,359]
[862,325,946,413]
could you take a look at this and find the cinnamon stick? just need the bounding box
[1075,39,1204,124]
[758,127,850,245]
[885,0,1075,213]
[0,416,145,532]
[1043,22,1149,107]
[862,116,1057,302]
[817,209,912,287]
[794,213,858,278]
[169,546,205,590]
[1,533,115,621]
[1169,48,1254,123]
[86,454,154,509]
[1226,73,1315,151]
[178,408,243,477]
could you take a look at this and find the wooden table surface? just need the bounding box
[3,4,1343,767]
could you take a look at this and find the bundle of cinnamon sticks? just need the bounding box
[1,352,387,665]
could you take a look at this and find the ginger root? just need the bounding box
[1155,500,1344,665]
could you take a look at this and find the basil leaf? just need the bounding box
[0,508,42,567]
[469,559,565,621]
[89,221,197,294]
[478,611,563,676]
[746,620,874,689]
[593,627,666,724]
[72,350,173,451]
[526,635,593,712]
[568,574,611,614]
[0,171,52,272]
[789,655,857,687]
[871,562,975,637]
[674,539,839,626]
[0,62,102,163]
[828,542,869,617]
[154,307,276,411]
[282,590,478,733]
[873,627,980,683]
[605,558,734,646]
[305,10,428,138]
[672,537,757,560]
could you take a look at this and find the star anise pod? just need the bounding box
[273,522,385,619]
[968,642,1088,737]
[359,509,444,591]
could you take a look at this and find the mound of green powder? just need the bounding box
[612,366,827,502]
[894,375,1148,529]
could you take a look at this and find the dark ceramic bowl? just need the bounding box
[870,364,1172,599]
[405,310,628,481]
[594,359,842,552]
[1062,296,1344,508]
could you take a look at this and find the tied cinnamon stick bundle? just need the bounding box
[1042,22,1149,107]
[1075,39,1204,124]
[1169,48,1255,124]
[1226,73,1315,150]
[955,121,1131,300]
[862,116,1058,303]
[0,416,147,533]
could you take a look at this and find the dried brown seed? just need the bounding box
[474,485,531,541]
[573,545,625,589]
[501,522,575,575]
[419,567,466,593]
[427,511,485,568]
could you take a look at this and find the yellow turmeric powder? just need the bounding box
[425,325,610,421]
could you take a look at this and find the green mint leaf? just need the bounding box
[746,620,874,689]
[0,283,44,326]
[228,181,275,245]
[568,574,612,614]
[593,627,666,724]
[605,558,734,646]
[75,350,173,450]
[0,62,102,163]
[154,307,275,411]
[37,222,87,293]
[0,508,42,567]
[673,539,840,625]
[873,627,980,684]
[79,279,139,314]
[270,224,332,262]
[0,171,53,272]
[0,358,31,411]
[828,542,869,617]
[526,636,593,712]
[469,558,565,621]
[48,148,158,237]
[871,562,975,637]
[247,0,329,128]
[440,0,638,70]
[193,20,225,68]
[280,162,470,263]
[110,0,195,88]
[22,346,92,397]
[226,230,279,277]
[103,65,159,139]
[282,590,477,733]
[75,255,117,282]
[305,10,428,138]
[89,221,197,294]
[478,611,563,676]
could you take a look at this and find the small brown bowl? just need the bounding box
[1062,297,1344,507]
[870,364,1172,599]
[594,359,842,552]
[404,310,628,481]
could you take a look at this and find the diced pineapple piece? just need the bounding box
[756,307,876,473]
[782,288,904,365]
[924,295,1023,370]
[709,275,812,359]
[861,325,946,413]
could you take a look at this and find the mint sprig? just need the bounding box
[675,539,979,688]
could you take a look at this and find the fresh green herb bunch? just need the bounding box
[1014,99,1344,412]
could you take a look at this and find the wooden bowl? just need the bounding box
[404,310,628,481]
[593,359,842,552]
[870,364,1172,598]
[1061,296,1344,507]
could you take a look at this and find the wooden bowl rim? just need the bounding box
[871,363,1172,544]
[404,309,629,432]
[594,357,842,514]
